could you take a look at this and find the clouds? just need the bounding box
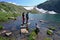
[0,0,47,6]
[8,2,20,5]
[8,2,16,4]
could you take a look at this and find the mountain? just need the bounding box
[24,6,39,13]
[29,7,40,13]
[37,0,60,13]
[0,2,27,22]
[0,1,27,14]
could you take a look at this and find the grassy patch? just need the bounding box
[28,30,37,40]
[0,36,15,40]
[44,38,51,40]
[0,12,20,22]
[0,26,3,30]
[28,32,36,40]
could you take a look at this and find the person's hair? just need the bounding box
[35,23,37,25]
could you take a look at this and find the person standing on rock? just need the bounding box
[26,12,29,24]
[35,23,40,35]
[22,12,25,24]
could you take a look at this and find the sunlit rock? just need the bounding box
[8,17,16,20]
[5,32,12,36]
[2,30,7,33]
[21,29,28,33]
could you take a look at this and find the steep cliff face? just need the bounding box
[37,0,60,13]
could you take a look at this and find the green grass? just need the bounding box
[0,2,27,22]
[0,12,8,22]
[0,2,27,13]
[0,12,21,22]
[0,26,3,30]
[0,36,9,40]
[28,30,37,40]
[44,38,51,40]
[0,36,15,40]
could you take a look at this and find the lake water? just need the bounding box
[29,13,60,22]
[0,13,60,33]
[0,13,60,40]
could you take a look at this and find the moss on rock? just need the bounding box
[47,30,53,35]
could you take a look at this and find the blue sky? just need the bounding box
[0,0,47,6]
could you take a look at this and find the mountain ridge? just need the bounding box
[0,1,27,14]
[37,0,60,13]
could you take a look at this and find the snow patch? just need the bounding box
[24,6,34,10]
[36,7,57,14]
[48,11,57,14]
[36,8,47,13]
